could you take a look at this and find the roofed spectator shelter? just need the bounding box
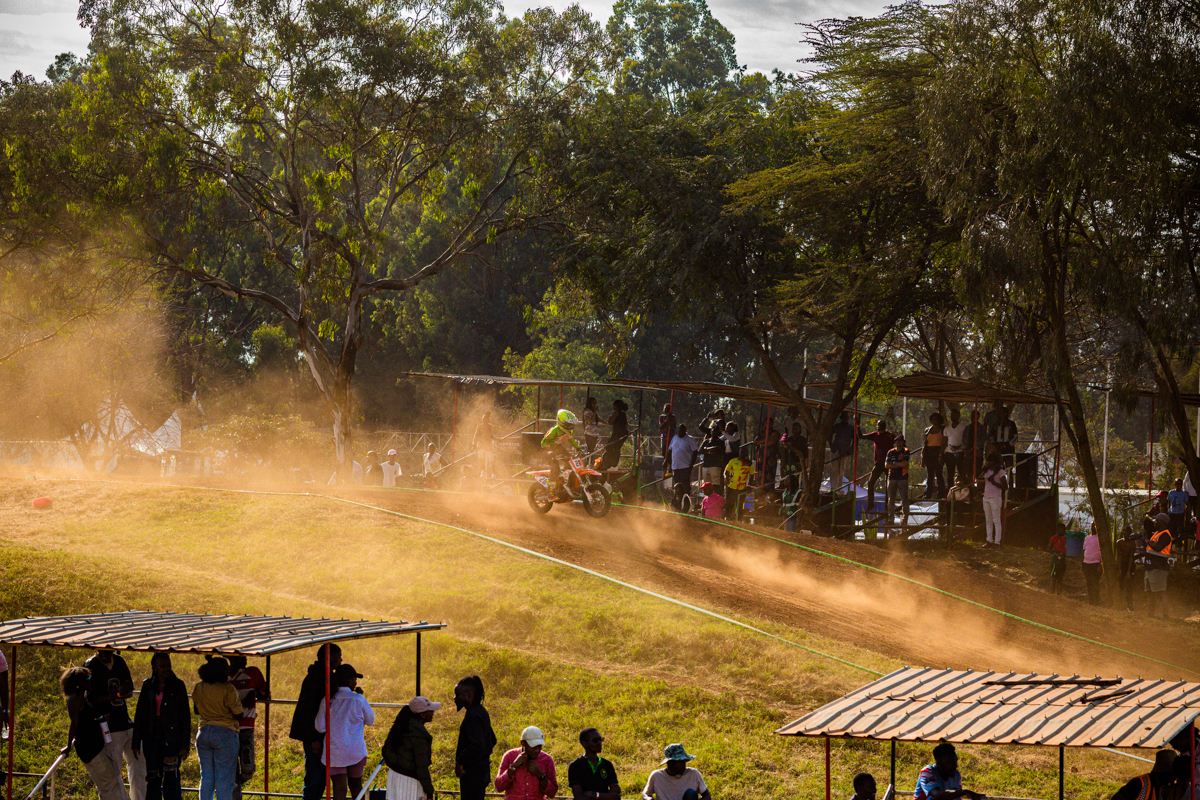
[779,666,1199,800]
[0,611,445,800]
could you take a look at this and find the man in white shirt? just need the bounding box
[942,407,967,492]
[642,744,711,800]
[382,449,403,488]
[667,426,700,511]
[423,444,446,477]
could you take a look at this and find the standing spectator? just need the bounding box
[423,444,447,478]
[314,665,376,800]
[228,656,270,800]
[828,412,855,496]
[1048,523,1067,596]
[780,474,801,533]
[641,744,711,800]
[133,653,191,800]
[781,422,809,488]
[850,773,876,800]
[364,451,385,486]
[942,408,966,492]
[1109,750,1179,800]
[1145,523,1173,619]
[1115,525,1137,612]
[754,422,781,495]
[699,483,725,520]
[1168,478,1189,540]
[962,410,986,481]
[193,657,243,800]
[668,425,700,510]
[698,426,725,490]
[992,406,1019,464]
[381,450,404,488]
[84,648,146,800]
[982,402,1004,440]
[885,435,910,523]
[61,666,126,800]
[582,398,601,455]
[455,675,498,800]
[699,409,726,438]
[722,450,755,521]
[474,413,497,479]
[922,412,947,499]
[720,423,741,469]
[598,400,629,473]
[496,726,558,800]
[383,696,440,800]
[859,418,895,514]
[290,644,342,800]
[568,728,620,800]
[980,452,1008,547]
[658,405,676,469]
[1082,523,1103,605]
[914,743,984,800]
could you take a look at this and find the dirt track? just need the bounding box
[347,488,1200,680]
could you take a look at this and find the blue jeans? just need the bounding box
[197,726,239,800]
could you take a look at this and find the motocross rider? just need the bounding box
[542,409,580,499]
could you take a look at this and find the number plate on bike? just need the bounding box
[571,458,584,469]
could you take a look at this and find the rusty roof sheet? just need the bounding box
[777,667,1200,749]
[607,379,879,416]
[0,611,445,656]
[891,372,1056,406]
[400,372,657,391]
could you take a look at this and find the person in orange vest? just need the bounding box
[1110,750,1179,800]
[1146,525,1173,619]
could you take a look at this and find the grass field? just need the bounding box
[0,478,1136,799]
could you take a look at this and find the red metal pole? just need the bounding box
[324,644,331,800]
[763,405,772,492]
[6,646,14,800]
[264,655,271,800]
[824,735,831,800]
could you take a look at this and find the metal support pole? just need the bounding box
[890,740,896,794]
[536,387,541,433]
[1102,371,1111,492]
[324,644,331,800]
[853,396,859,515]
[902,397,907,443]
[1189,721,1196,800]
[1149,396,1156,497]
[762,404,772,493]
[451,381,459,467]
[637,391,644,468]
[824,736,831,800]
[264,655,271,800]
[415,633,422,697]
[559,385,564,409]
[1058,746,1064,800]
[6,646,14,800]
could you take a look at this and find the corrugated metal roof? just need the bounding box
[891,372,1056,405]
[777,667,1200,748]
[607,379,879,416]
[399,372,657,391]
[0,612,445,656]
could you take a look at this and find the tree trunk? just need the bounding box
[1150,342,1200,497]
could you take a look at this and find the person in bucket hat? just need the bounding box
[641,744,710,800]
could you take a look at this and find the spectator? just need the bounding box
[1082,523,1103,605]
[992,406,1018,462]
[1110,750,1178,800]
[781,422,809,488]
[828,412,855,496]
[961,410,986,481]
[1170,727,1198,800]
[1187,469,1198,518]
[474,412,498,479]
[1168,478,1189,540]
[455,675,498,800]
[133,653,191,800]
[582,398,601,455]
[914,743,984,800]
[61,666,126,800]
[423,444,447,478]
[859,417,895,514]
[381,450,403,488]
[922,412,947,499]
[780,474,801,533]
[641,743,711,800]
[851,773,876,800]
[885,435,910,523]
[383,696,441,800]
[720,423,741,469]
[723,450,755,521]
[193,657,244,800]
[982,402,1003,440]
[948,474,972,504]
[699,482,725,520]
[942,408,966,494]
[290,644,342,800]
[699,409,726,438]
[659,405,676,470]
[365,451,385,486]
[1115,525,1137,612]
[568,727,620,800]
[1048,523,1067,596]
[228,656,270,800]
[496,726,558,800]
[979,452,1008,547]
[698,426,725,490]
[668,424,700,510]
[598,400,629,473]
[754,422,781,495]
[315,665,376,800]
[84,648,145,800]
[1146,522,1173,619]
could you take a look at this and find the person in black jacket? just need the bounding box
[383,696,441,799]
[133,653,192,800]
[289,644,342,800]
[454,675,496,800]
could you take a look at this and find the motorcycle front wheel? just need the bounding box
[581,483,612,518]
[528,483,554,514]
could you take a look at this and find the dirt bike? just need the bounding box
[527,448,612,518]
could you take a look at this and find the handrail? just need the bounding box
[24,752,68,800]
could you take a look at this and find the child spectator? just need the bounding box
[1048,523,1067,596]
[1082,523,1103,605]
[780,474,801,533]
[723,451,755,521]
[315,665,376,800]
[1115,525,1137,611]
[885,435,910,523]
[700,482,724,520]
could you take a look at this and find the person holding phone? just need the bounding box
[496,726,558,800]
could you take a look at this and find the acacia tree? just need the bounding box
[77,0,604,463]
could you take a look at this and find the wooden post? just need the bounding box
[824,736,831,800]
[6,646,14,800]
[264,655,271,800]
[324,644,332,800]
[1058,745,1064,800]
[890,740,896,795]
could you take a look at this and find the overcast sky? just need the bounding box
[0,0,889,82]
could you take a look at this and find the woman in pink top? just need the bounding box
[496,726,558,800]
[979,452,1008,546]
[1082,523,1103,605]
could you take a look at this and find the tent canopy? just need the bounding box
[891,372,1056,406]
[0,611,445,657]
[777,667,1200,749]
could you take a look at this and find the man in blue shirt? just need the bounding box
[1168,478,1190,541]
[914,743,985,800]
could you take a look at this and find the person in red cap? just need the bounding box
[699,483,724,520]
[383,696,442,800]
